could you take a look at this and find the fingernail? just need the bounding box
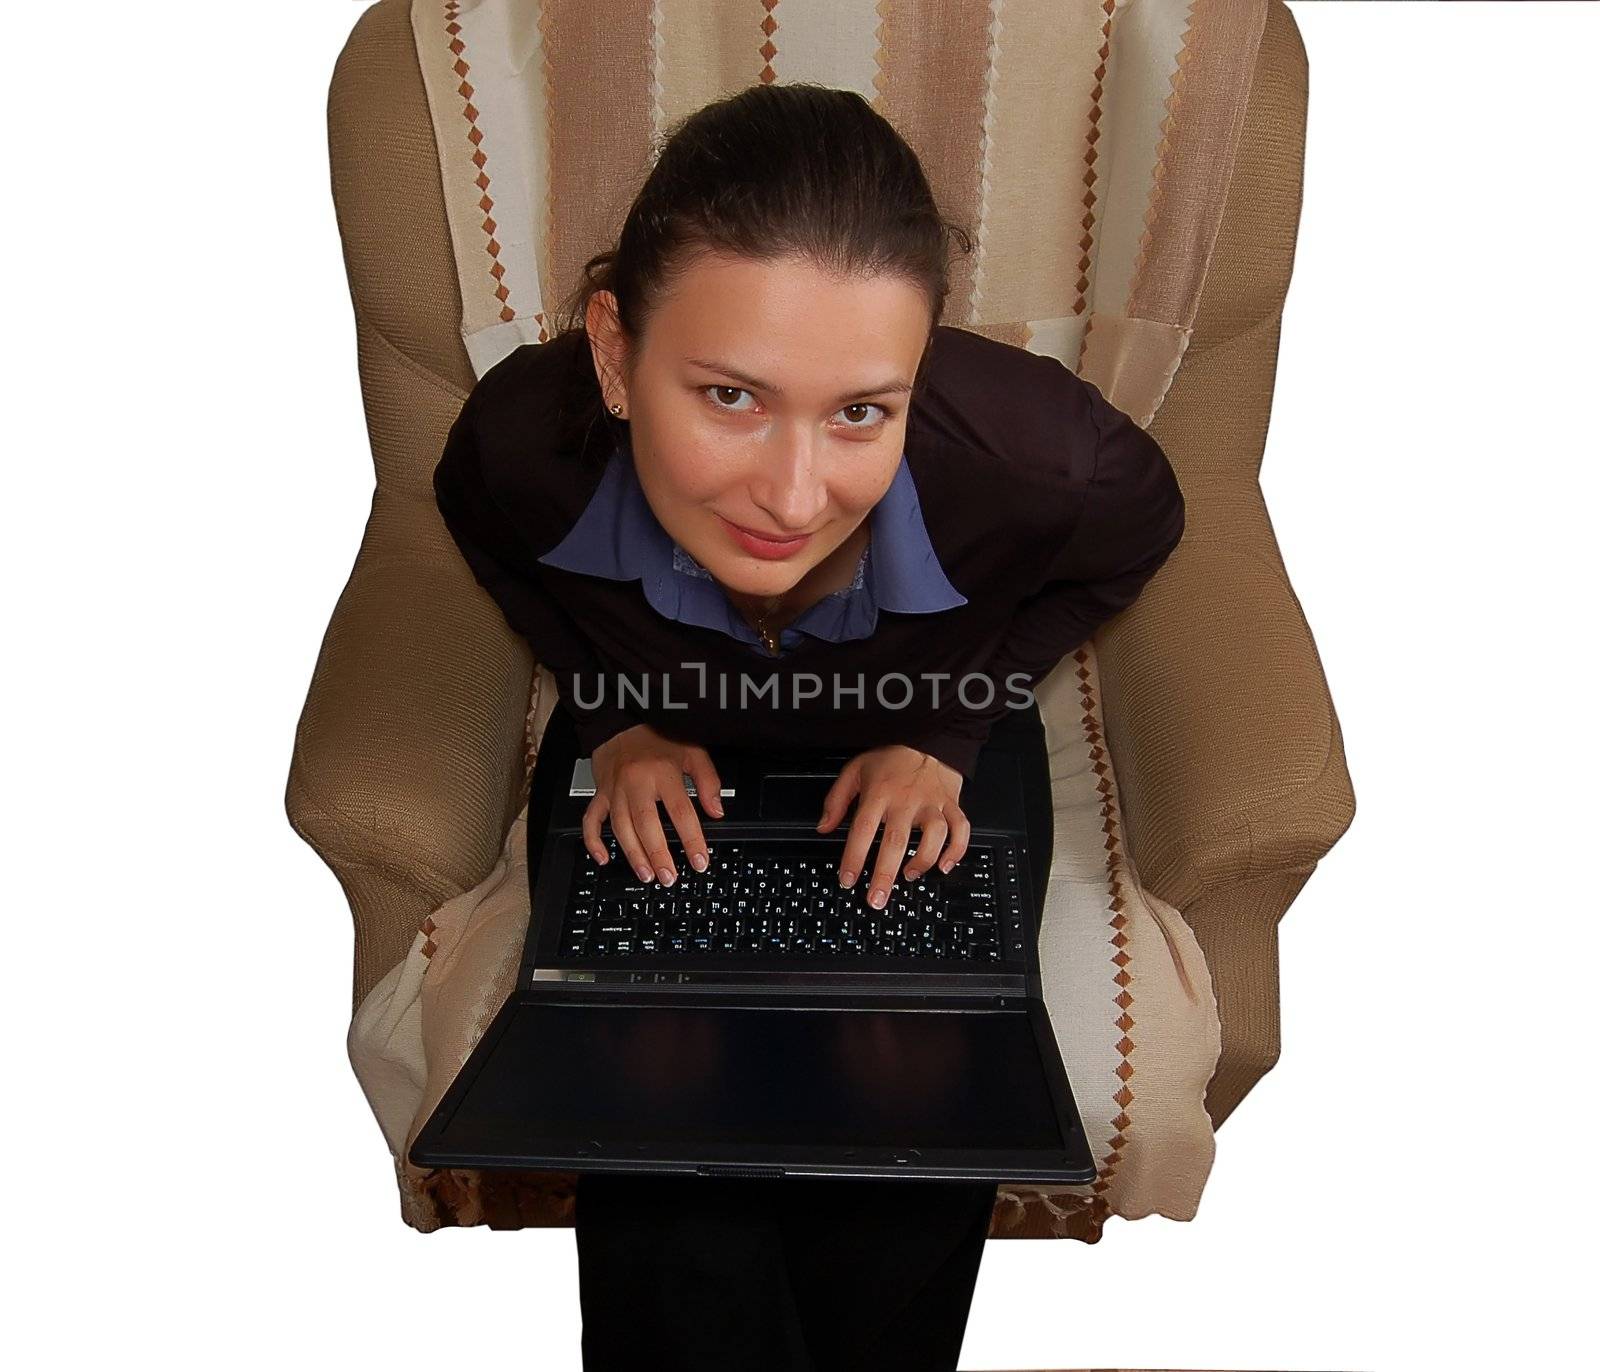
[690,851,708,872]
[635,864,653,882]
[839,870,856,888]
[869,888,887,909]
[657,866,676,886]
[939,859,953,873]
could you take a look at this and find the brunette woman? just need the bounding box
[434,81,1185,1372]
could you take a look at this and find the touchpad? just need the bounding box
[759,771,839,820]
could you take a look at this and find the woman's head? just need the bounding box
[552,82,972,602]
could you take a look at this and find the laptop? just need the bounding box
[409,703,1096,1185]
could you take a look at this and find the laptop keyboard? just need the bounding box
[554,836,1023,963]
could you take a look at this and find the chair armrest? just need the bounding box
[1099,528,1357,903]
[286,488,534,1009]
[1080,3,1344,1128]
[1096,316,1358,908]
[1092,315,1357,1130]
[1093,0,1352,903]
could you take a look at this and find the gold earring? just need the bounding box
[609,402,624,416]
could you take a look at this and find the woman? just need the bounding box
[433,83,1184,1372]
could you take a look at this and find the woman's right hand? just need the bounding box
[584,723,724,886]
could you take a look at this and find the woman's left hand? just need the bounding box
[816,746,969,909]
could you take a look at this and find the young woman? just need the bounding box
[434,82,1184,1372]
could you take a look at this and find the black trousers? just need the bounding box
[569,700,1052,1371]
[576,1171,999,1370]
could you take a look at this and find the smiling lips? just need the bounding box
[719,514,815,559]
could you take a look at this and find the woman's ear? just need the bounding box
[585,291,631,413]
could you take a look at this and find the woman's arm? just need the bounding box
[905,389,1187,781]
[433,380,642,756]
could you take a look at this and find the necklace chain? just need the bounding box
[752,596,784,656]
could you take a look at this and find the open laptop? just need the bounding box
[410,703,1096,1185]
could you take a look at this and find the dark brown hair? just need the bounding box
[550,81,972,446]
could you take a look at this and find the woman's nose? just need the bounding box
[750,444,829,529]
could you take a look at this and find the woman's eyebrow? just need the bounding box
[686,357,913,404]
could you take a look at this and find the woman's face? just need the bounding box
[586,251,930,600]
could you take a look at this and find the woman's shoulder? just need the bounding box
[911,325,1106,490]
[907,326,1182,579]
[449,330,613,555]
[466,328,596,449]
[907,326,1108,534]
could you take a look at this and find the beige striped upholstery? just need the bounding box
[418,0,1265,430]
[288,0,1357,1242]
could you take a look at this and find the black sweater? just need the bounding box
[432,325,1185,781]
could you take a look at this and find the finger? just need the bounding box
[837,791,886,893]
[629,779,679,886]
[937,804,972,873]
[865,809,915,911]
[817,763,860,835]
[903,809,949,881]
[582,794,613,867]
[607,786,654,885]
[686,754,726,821]
[661,777,712,874]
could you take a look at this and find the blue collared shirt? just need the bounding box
[537,440,968,655]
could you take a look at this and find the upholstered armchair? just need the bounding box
[287,0,1354,1233]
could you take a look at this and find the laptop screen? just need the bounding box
[435,1001,1068,1151]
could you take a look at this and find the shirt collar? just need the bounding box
[536,440,967,649]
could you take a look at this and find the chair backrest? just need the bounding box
[411,0,1266,428]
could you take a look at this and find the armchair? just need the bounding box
[288,0,1354,1234]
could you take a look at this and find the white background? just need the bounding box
[4,4,1594,1369]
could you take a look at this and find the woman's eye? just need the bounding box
[704,385,757,413]
[837,402,888,429]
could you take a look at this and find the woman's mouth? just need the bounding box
[718,514,814,559]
